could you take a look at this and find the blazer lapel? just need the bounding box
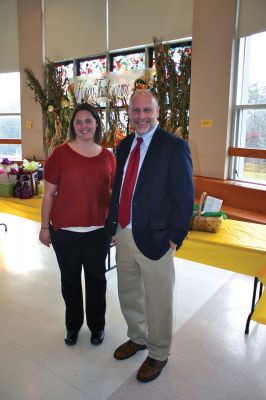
[118,134,134,171]
[115,134,135,197]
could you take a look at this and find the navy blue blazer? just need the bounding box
[105,126,194,260]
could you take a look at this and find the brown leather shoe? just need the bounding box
[114,340,147,360]
[136,356,168,382]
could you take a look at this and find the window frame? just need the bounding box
[230,33,266,185]
[76,55,107,77]
[54,61,74,81]
[109,47,146,72]
[148,40,192,68]
[0,71,22,160]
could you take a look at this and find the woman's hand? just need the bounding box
[39,228,51,247]
[39,180,57,247]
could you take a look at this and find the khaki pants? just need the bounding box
[115,226,175,361]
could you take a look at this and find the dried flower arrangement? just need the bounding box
[152,37,191,140]
[25,40,191,153]
[25,60,76,150]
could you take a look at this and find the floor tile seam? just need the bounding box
[102,277,236,393]
[174,264,235,279]
[104,379,132,400]
[11,337,62,365]
[0,342,41,386]
[33,339,129,396]
[0,389,11,400]
[24,355,93,399]
[177,271,235,303]
[3,262,233,389]
[34,355,132,400]
[173,287,230,302]
[172,273,239,336]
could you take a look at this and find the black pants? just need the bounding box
[50,227,109,332]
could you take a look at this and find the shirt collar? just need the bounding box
[134,124,158,145]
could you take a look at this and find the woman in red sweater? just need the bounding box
[39,103,116,346]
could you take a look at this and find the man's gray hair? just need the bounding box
[129,89,159,106]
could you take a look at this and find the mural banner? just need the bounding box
[74,69,155,107]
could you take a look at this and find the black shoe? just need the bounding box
[91,330,104,345]
[64,330,78,345]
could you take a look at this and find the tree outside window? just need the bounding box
[0,72,22,160]
[233,32,266,184]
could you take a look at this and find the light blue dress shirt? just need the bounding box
[121,124,158,229]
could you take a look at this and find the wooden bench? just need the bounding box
[194,176,266,225]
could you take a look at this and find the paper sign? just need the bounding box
[202,196,223,213]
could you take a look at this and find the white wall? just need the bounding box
[189,0,237,179]
[238,0,266,37]
[44,0,107,61]
[17,0,45,160]
[108,0,193,50]
[0,0,19,73]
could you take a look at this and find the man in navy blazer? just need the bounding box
[106,89,194,382]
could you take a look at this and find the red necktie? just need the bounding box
[118,137,143,229]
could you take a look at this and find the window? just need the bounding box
[110,50,145,72]
[150,41,192,71]
[77,57,107,79]
[0,72,22,160]
[55,62,74,83]
[231,32,266,184]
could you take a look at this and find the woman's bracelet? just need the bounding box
[41,227,49,229]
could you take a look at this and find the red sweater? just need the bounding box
[44,143,116,230]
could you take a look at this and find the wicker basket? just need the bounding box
[191,214,223,233]
[191,192,224,233]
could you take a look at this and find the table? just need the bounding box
[0,197,41,222]
[1,198,265,328]
[176,219,266,331]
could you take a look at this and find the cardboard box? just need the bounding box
[0,182,15,197]
[0,174,16,183]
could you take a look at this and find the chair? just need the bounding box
[0,223,7,232]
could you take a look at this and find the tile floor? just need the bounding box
[0,212,265,400]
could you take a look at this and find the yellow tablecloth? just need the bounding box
[1,198,266,324]
[176,219,266,324]
[0,197,41,222]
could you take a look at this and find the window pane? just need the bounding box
[236,109,266,149]
[0,144,22,159]
[235,157,266,184]
[233,33,266,184]
[112,52,145,72]
[56,63,73,83]
[170,45,192,74]
[79,58,107,79]
[237,32,266,105]
[0,116,21,139]
[0,72,21,113]
[151,44,192,72]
